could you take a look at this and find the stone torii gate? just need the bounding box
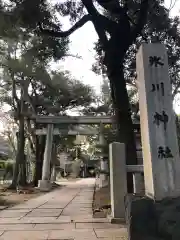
[33,115,140,191]
[34,116,114,191]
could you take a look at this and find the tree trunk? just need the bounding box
[33,135,46,186]
[10,114,26,189]
[19,158,27,186]
[107,64,137,193]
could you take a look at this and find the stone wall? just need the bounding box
[125,194,180,240]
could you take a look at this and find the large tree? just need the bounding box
[93,4,180,122]
[0,0,70,188]
[0,26,94,188]
[1,0,176,191]
[41,0,150,169]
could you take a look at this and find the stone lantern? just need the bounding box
[96,123,109,188]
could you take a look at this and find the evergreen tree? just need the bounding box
[0,23,94,187]
[1,0,180,191]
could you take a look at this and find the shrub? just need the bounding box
[3,160,14,180]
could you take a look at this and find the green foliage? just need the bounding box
[0,0,69,62]
[3,160,14,180]
[0,24,95,117]
[0,160,14,173]
[35,71,94,115]
[0,161,5,169]
[1,0,171,110]
[0,1,99,188]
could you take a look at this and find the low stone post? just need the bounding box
[109,142,127,222]
[38,124,54,191]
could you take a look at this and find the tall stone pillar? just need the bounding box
[137,43,180,200]
[109,142,127,221]
[38,124,54,191]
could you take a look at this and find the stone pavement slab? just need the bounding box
[48,228,96,239]
[38,204,65,209]
[11,204,45,210]
[62,210,91,216]
[72,216,110,223]
[0,224,35,231]
[19,216,58,224]
[25,208,62,217]
[94,228,128,238]
[76,222,125,229]
[0,210,29,218]
[0,178,128,239]
[0,218,21,224]
[33,223,75,230]
[0,230,49,240]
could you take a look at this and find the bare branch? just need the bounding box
[131,0,149,42]
[173,80,180,99]
[82,0,108,50]
[64,54,82,59]
[39,14,91,37]
[96,0,124,15]
[168,0,178,12]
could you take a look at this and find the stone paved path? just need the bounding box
[0,178,127,239]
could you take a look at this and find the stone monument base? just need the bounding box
[38,180,52,192]
[107,214,125,224]
[125,194,180,240]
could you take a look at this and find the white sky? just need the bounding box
[53,0,180,95]
[52,21,101,93]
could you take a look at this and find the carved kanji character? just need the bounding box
[149,56,164,67]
